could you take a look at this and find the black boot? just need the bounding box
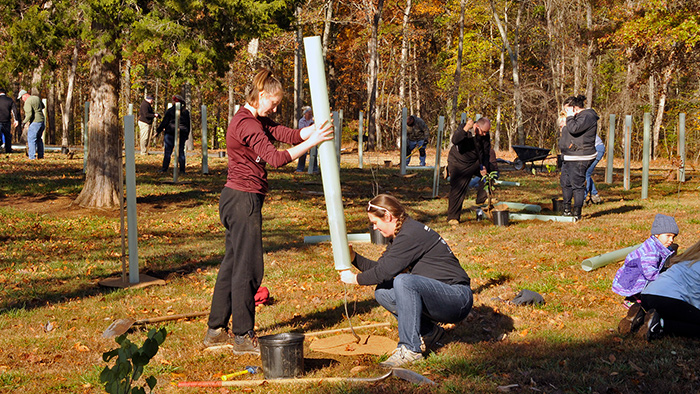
[562,203,572,217]
[572,206,582,220]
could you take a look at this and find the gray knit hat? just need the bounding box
[651,214,679,235]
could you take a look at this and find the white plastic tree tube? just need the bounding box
[304,36,352,271]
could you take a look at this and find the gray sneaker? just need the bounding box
[591,193,602,204]
[379,345,424,368]
[233,330,260,355]
[203,327,231,347]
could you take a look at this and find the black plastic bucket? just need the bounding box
[552,198,563,213]
[492,210,509,226]
[370,226,389,245]
[259,333,305,379]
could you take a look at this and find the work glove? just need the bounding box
[339,270,358,285]
[511,289,545,305]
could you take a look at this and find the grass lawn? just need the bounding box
[0,146,698,393]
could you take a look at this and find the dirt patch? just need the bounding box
[308,333,397,356]
[0,195,113,219]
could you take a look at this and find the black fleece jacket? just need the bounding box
[448,122,493,172]
[559,108,598,158]
[353,217,470,287]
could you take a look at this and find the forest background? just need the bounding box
[1,0,699,207]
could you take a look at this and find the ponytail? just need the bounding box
[367,194,407,237]
[246,68,283,108]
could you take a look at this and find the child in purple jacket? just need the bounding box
[613,213,679,334]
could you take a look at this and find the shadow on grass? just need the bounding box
[428,334,700,393]
[588,204,643,219]
[262,299,380,335]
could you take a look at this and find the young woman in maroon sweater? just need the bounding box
[204,69,332,353]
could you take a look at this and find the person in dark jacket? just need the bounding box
[156,95,190,173]
[137,95,158,154]
[0,87,19,153]
[446,117,493,224]
[559,95,598,219]
[340,194,473,367]
[405,115,429,166]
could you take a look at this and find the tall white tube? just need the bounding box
[304,36,351,271]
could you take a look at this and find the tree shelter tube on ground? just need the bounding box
[304,35,352,271]
[580,243,642,272]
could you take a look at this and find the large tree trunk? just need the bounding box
[449,0,465,139]
[73,45,122,208]
[62,42,78,150]
[398,0,412,111]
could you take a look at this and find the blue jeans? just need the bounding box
[296,152,307,172]
[27,122,45,159]
[0,122,10,152]
[406,139,426,166]
[162,133,186,172]
[374,273,472,353]
[585,145,606,196]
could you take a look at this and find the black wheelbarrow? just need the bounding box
[510,145,553,172]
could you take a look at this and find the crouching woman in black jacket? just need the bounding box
[339,194,473,367]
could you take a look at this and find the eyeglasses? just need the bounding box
[367,202,386,212]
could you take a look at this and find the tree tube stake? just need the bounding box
[304,36,351,271]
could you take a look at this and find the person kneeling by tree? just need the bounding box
[339,194,473,367]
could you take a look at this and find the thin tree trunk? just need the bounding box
[322,0,333,59]
[573,51,580,94]
[652,64,673,159]
[585,1,595,107]
[228,68,235,125]
[449,0,466,138]
[184,83,194,150]
[546,0,562,110]
[366,0,385,151]
[412,43,421,117]
[322,1,336,108]
[62,42,78,150]
[74,43,122,208]
[398,0,412,112]
[294,6,304,126]
[47,77,56,145]
[490,0,525,144]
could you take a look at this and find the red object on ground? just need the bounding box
[255,286,270,306]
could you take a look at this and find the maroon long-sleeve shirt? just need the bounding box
[225,107,304,194]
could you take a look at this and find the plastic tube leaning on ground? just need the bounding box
[304,36,352,271]
[580,244,642,272]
